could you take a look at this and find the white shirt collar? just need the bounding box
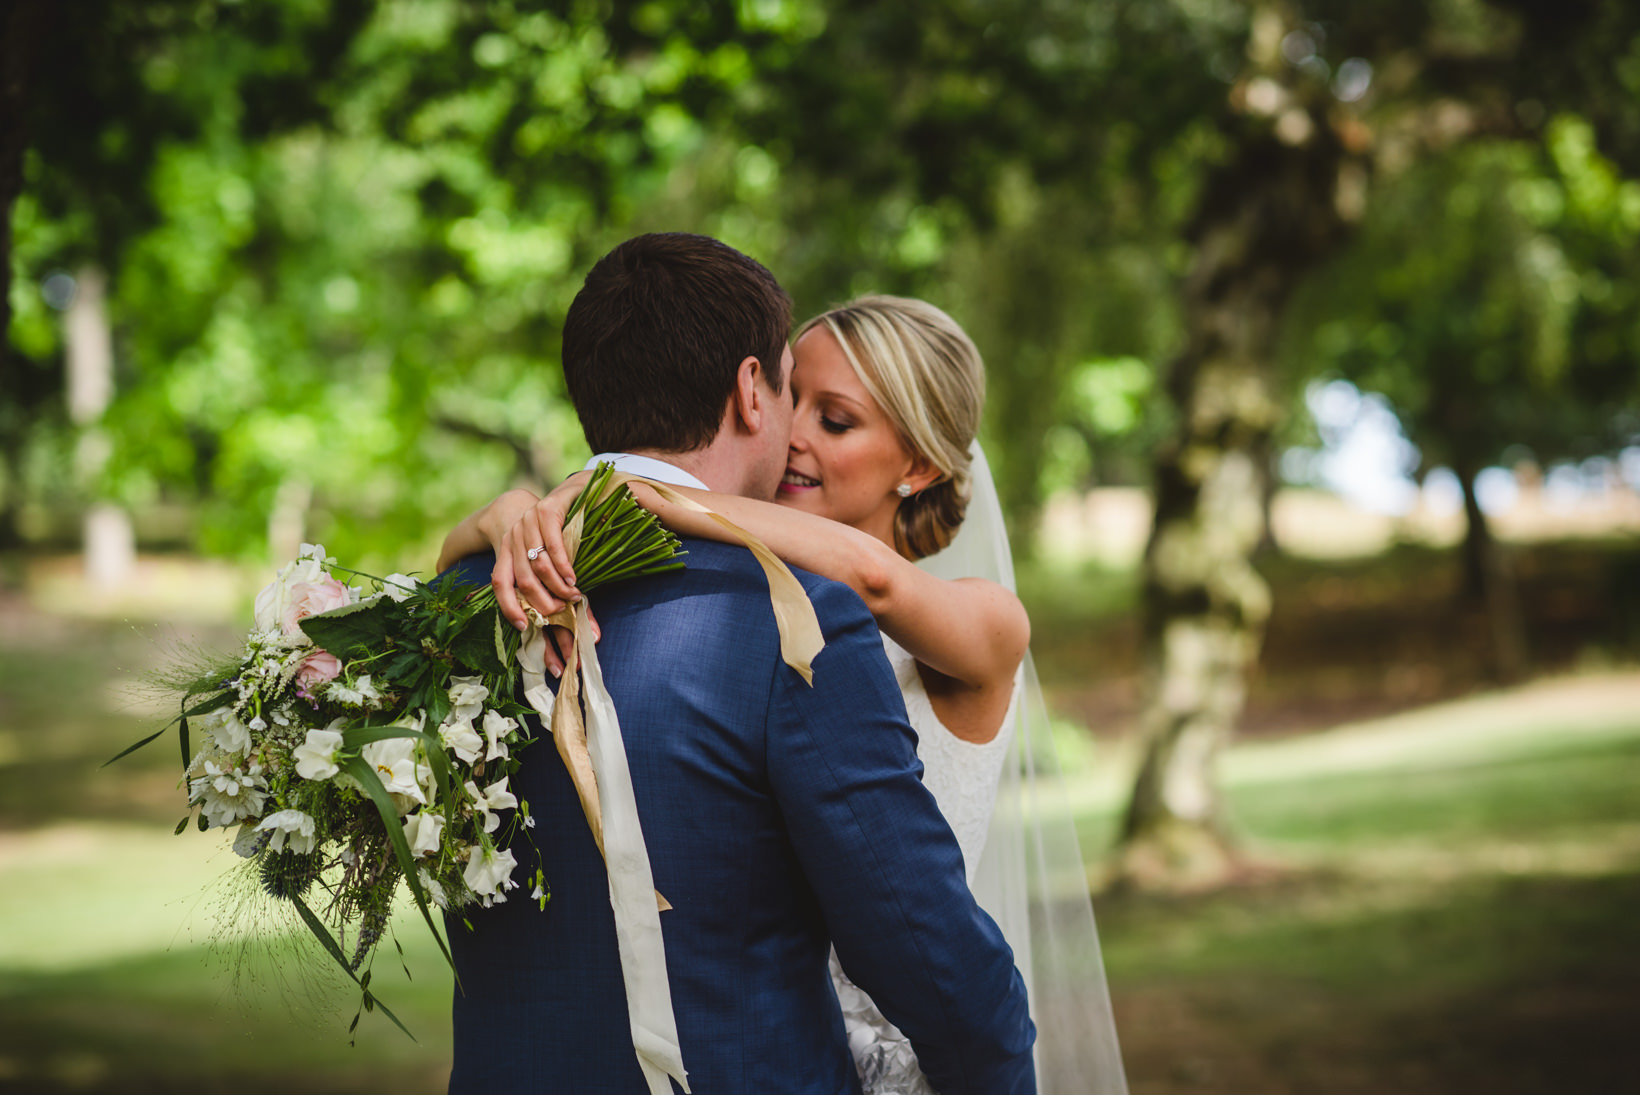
[584,452,710,491]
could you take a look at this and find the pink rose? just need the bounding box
[282,577,353,639]
[295,649,342,695]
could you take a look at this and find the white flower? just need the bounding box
[381,574,418,602]
[327,674,384,709]
[196,706,252,755]
[361,737,429,813]
[465,776,518,835]
[189,757,267,829]
[293,728,345,781]
[439,714,484,764]
[482,709,517,762]
[447,676,489,722]
[257,809,318,854]
[464,843,519,904]
[403,810,446,857]
[417,867,448,909]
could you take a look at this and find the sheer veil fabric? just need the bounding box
[918,443,1129,1095]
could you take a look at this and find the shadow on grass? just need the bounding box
[1102,869,1640,1095]
[0,931,453,1094]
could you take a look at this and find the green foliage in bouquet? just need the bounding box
[110,467,684,1038]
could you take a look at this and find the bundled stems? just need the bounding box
[566,463,686,592]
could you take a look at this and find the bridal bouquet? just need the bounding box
[116,464,684,1036]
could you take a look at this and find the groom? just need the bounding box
[444,233,1035,1094]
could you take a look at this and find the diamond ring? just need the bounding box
[526,546,544,561]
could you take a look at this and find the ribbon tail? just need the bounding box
[574,600,689,1093]
[518,609,604,855]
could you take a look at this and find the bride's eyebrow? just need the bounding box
[813,389,869,415]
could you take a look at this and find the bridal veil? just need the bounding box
[919,443,1129,1095]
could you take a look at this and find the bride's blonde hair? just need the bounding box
[796,295,984,560]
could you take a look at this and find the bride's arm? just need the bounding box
[516,480,1028,698]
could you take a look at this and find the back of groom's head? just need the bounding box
[562,233,792,454]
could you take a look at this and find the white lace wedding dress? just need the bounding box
[828,634,1018,1095]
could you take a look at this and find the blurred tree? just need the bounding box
[3,0,372,551]
[4,0,815,566]
[1286,126,1640,677]
[1111,0,1640,887]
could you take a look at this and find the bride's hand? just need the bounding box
[486,472,599,675]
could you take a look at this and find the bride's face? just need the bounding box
[778,326,919,546]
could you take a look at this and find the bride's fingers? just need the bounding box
[491,554,528,630]
[527,501,579,600]
[546,625,575,677]
[586,604,601,642]
[503,526,565,622]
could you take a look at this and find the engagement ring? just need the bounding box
[527,546,544,561]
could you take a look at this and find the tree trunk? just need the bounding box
[0,0,49,551]
[1457,461,1491,603]
[1456,462,1528,681]
[1115,48,1361,889]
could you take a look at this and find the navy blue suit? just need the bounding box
[444,539,1034,1094]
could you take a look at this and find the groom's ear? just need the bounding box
[729,355,766,435]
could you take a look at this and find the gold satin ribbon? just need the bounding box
[512,472,824,1095]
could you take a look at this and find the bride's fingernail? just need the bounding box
[514,619,527,630]
[548,662,562,678]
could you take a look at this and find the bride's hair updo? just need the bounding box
[797,295,984,560]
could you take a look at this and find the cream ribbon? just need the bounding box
[514,473,824,1095]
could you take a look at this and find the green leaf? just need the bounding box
[290,893,418,1043]
[300,599,398,661]
[337,755,460,984]
[448,607,505,675]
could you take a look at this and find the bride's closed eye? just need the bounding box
[819,413,852,434]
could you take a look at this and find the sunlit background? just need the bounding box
[2,1,1638,1092]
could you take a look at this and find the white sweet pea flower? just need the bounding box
[447,676,489,722]
[257,809,318,854]
[465,776,518,835]
[380,574,418,602]
[196,706,252,755]
[482,709,517,762]
[439,714,484,764]
[293,728,345,781]
[403,810,446,857]
[417,867,448,909]
[361,737,429,813]
[464,843,519,905]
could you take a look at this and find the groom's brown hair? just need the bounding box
[562,233,792,454]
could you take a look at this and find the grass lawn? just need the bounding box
[2,583,1637,1093]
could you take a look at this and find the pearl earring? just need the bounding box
[896,483,912,498]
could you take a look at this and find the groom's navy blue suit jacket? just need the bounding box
[444,540,1035,1095]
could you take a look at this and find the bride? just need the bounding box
[439,296,1126,1095]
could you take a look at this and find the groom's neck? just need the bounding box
[623,445,745,497]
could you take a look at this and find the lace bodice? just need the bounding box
[830,635,1019,1095]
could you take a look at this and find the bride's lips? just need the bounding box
[778,468,821,494]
